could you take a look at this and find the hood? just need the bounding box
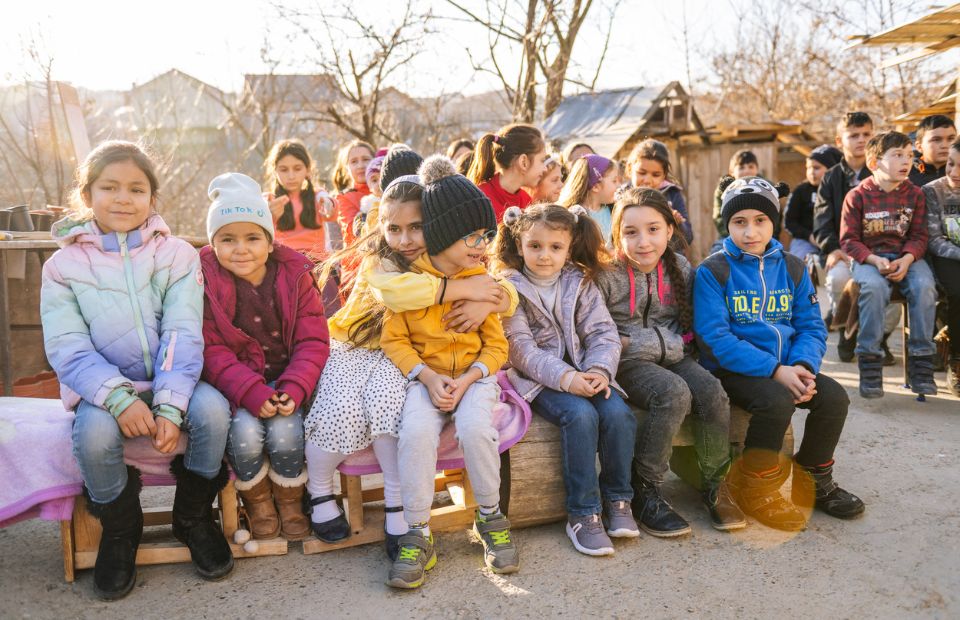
[51,213,171,250]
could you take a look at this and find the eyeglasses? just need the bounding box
[460,230,497,248]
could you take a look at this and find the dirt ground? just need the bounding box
[2,331,958,619]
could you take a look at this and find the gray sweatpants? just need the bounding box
[398,375,502,524]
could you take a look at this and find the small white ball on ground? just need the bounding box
[233,529,251,545]
[243,540,259,554]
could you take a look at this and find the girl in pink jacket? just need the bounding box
[201,173,329,542]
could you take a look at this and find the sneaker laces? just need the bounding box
[488,529,512,546]
[397,544,421,562]
[572,514,605,535]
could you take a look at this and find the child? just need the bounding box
[263,139,336,261]
[446,138,475,162]
[356,148,387,239]
[40,141,233,599]
[841,132,937,398]
[626,139,693,244]
[558,154,619,243]
[522,154,563,204]
[305,174,517,558]
[332,139,376,249]
[467,123,548,221]
[785,145,842,260]
[201,173,329,542]
[560,141,595,180]
[695,176,864,531]
[910,114,957,187]
[712,150,760,238]
[383,156,517,588]
[597,187,741,536]
[923,137,960,396]
[496,203,638,556]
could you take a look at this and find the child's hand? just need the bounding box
[316,190,335,218]
[259,396,279,419]
[117,400,157,439]
[793,365,817,404]
[672,209,686,225]
[462,275,505,304]
[567,373,599,398]
[446,368,482,412]
[583,370,611,399]
[273,393,296,416]
[886,254,914,282]
[867,254,892,274]
[773,365,808,401]
[825,249,849,271]
[153,416,181,453]
[421,369,456,411]
[443,300,492,333]
[266,193,290,219]
[620,335,631,350]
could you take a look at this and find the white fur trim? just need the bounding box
[268,468,308,488]
[234,462,270,490]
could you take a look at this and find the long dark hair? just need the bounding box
[612,187,691,334]
[264,139,319,232]
[493,203,609,281]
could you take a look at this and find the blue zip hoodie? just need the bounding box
[694,237,826,377]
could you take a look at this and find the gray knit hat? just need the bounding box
[719,176,789,228]
[380,144,424,192]
[419,155,496,255]
[206,173,274,242]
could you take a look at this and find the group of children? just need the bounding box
[43,110,960,599]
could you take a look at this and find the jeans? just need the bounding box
[825,259,852,314]
[227,408,305,481]
[72,381,231,504]
[932,255,960,357]
[788,238,818,259]
[718,371,849,469]
[852,257,937,357]
[532,388,635,516]
[617,356,731,485]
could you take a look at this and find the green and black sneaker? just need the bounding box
[474,512,519,574]
[386,529,436,589]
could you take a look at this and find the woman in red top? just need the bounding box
[332,139,376,249]
[467,123,548,222]
[264,140,336,261]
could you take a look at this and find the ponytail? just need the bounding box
[467,133,498,186]
[566,205,609,281]
[467,123,545,186]
[660,244,692,336]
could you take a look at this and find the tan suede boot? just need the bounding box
[235,463,280,540]
[269,469,311,541]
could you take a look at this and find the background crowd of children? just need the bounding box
[38,108,956,599]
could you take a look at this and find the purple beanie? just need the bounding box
[365,155,385,187]
[585,154,614,188]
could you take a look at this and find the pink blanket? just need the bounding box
[339,372,531,474]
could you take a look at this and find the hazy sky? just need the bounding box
[1,0,736,96]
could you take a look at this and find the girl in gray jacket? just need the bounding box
[496,204,638,556]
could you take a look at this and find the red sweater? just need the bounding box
[840,176,928,263]
[478,174,532,222]
[200,244,329,415]
[336,183,371,248]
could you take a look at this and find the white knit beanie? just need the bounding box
[206,173,275,242]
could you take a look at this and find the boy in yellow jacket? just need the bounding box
[381,156,515,588]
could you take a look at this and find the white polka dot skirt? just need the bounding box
[304,339,408,454]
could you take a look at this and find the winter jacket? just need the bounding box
[813,159,872,255]
[661,182,693,243]
[200,244,329,414]
[336,184,371,248]
[501,265,623,401]
[839,176,927,263]
[694,237,826,377]
[595,256,693,367]
[922,176,960,261]
[910,157,945,188]
[784,181,818,242]
[380,254,509,379]
[41,214,204,415]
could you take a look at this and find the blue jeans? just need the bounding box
[852,257,937,357]
[72,381,231,504]
[532,388,635,516]
[227,407,305,481]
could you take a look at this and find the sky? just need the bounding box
[0,0,736,97]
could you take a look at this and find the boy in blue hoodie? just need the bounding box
[694,176,864,532]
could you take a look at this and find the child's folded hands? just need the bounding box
[117,400,156,439]
[153,417,181,453]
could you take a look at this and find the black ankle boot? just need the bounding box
[858,354,884,398]
[837,329,857,363]
[907,355,938,396]
[85,466,143,601]
[792,460,865,519]
[631,474,690,537]
[170,456,234,580]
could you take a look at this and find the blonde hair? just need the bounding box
[331,139,376,193]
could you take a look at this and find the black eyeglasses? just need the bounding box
[460,230,497,248]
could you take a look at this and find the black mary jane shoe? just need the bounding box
[383,505,405,561]
[309,494,351,543]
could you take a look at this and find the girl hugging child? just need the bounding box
[627,139,694,244]
[468,123,548,222]
[559,154,620,243]
[41,141,234,600]
[695,177,863,531]
[332,139,376,249]
[303,172,517,561]
[263,140,336,261]
[597,187,740,536]
[201,173,329,542]
[381,156,518,589]
[496,204,638,556]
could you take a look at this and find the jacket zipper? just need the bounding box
[757,254,783,359]
[119,233,154,379]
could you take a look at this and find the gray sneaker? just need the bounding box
[474,512,520,574]
[603,500,640,538]
[386,530,436,589]
[566,514,615,556]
